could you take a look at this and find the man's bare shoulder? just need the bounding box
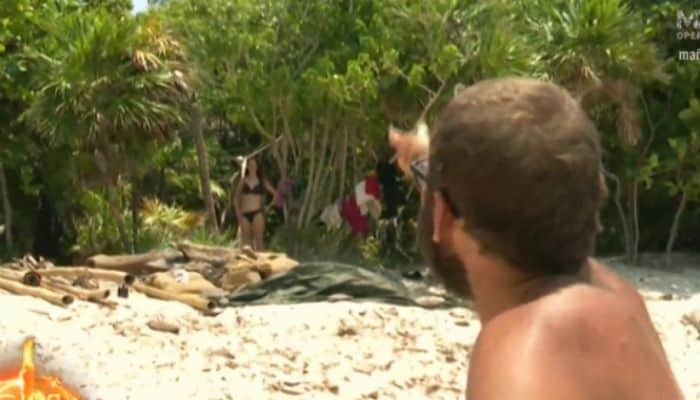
[475,283,629,348]
[468,284,648,400]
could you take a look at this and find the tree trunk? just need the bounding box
[95,135,131,252]
[191,104,220,235]
[87,250,177,273]
[304,118,331,226]
[0,162,12,252]
[106,183,131,252]
[631,181,640,264]
[665,190,687,268]
[602,167,632,261]
[338,126,349,200]
[297,122,317,229]
[131,176,139,254]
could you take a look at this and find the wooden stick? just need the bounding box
[86,251,178,273]
[0,277,73,306]
[37,267,134,285]
[0,268,25,282]
[89,298,118,309]
[178,240,238,265]
[72,275,100,290]
[41,279,110,301]
[0,268,42,286]
[131,281,215,312]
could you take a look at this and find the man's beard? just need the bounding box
[417,199,472,298]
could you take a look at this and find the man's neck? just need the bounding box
[467,257,557,325]
[449,228,583,325]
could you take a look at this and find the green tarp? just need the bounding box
[226,262,463,309]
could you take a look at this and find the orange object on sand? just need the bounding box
[0,337,81,400]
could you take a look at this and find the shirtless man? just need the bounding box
[389,78,683,399]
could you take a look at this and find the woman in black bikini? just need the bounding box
[233,157,278,250]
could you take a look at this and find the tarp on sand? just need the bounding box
[226,262,463,309]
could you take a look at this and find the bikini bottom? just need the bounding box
[242,209,264,223]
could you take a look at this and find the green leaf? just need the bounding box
[407,64,425,87]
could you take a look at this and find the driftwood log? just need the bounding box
[219,268,262,292]
[200,287,229,299]
[0,277,73,306]
[260,253,299,276]
[87,249,182,273]
[224,254,298,279]
[177,241,299,279]
[130,281,217,313]
[145,270,217,295]
[0,244,299,313]
[42,279,110,301]
[178,241,238,266]
[177,261,221,283]
[37,267,134,285]
[0,268,26,282]
[72,275,100,290]
[0,268,42,286]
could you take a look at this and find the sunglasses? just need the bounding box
[409,158,460,216]
[410,158,429,191]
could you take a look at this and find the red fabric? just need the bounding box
[365,174,382,200]
[341,195,369,235]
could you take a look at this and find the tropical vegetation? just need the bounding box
[0,0,698,268]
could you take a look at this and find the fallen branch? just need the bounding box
[130,281,217,313]
[73,275,100,289]
[42,279,110,301]
[0,268,26,282]
[37,267,135,286]
[87,250,180,273]
[0,268,41,286]
[0,276,73,306]
[145,270,217,295]
[178,240,238,265]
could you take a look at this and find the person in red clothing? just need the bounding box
[340,195,369,235]
[364,174,381,199]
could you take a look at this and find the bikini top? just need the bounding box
[242,180,265,195]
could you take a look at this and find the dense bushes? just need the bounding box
[0,0,698,267]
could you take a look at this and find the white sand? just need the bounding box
[0,262,698,400]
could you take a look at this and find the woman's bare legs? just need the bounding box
[252,212,266,251]
[239,217,255,249]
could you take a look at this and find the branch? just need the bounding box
[419,77,447,121]
[601,165,621,186]
[246,105,274,139]
[247,136,283,160]
[294,40,320,77]
[397,69,436,97]
[441,2,458,26]
[640,94,665,158]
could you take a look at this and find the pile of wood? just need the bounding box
[0,241,299,315]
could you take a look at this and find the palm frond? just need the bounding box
[26,9,193,151]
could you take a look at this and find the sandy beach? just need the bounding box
[0,259,698,400]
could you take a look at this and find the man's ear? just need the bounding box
[432,192,456,243]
